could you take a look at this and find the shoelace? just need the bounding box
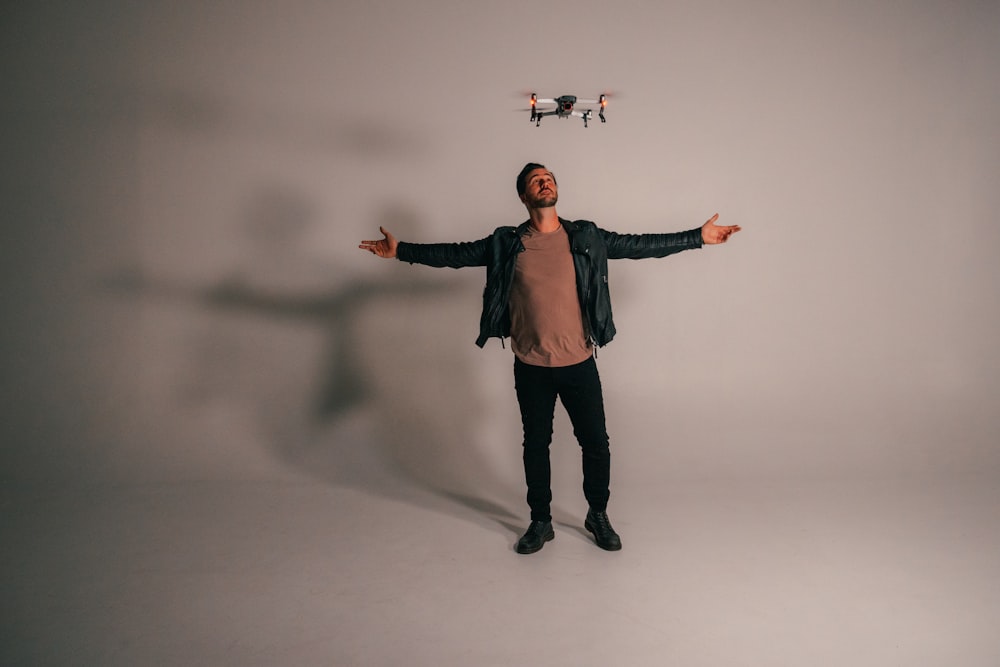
[530,520,550,533]
[589,512,613,532]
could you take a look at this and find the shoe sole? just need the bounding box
[515,529,554,554]
[585,519,622,551]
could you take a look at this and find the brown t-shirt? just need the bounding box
[508,225,593,367]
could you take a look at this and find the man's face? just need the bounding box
[520,168,558,209]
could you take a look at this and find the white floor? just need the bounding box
[3,469,999,666]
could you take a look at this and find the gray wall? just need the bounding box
[3,1,998,492]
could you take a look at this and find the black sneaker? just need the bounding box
[585,510,622,551]
[515,520,554,554]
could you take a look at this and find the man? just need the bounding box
[359,163,740,554]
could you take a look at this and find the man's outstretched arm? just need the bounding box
[700,214,741,245]
[360,226,493,269]
[359,226,398,258]
[604,213,741,259]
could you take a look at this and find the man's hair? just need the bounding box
[516,162,555,196]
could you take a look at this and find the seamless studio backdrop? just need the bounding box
[2,2,999,665]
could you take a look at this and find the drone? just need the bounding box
[529,93,608,128]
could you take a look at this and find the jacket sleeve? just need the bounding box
[601,227,703,260]
[396,237,491,269]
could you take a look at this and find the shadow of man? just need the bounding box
[105,192,522,535]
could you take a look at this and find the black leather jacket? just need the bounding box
[397,218,703,348]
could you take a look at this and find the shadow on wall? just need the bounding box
[86,83,524,533]
[105,185,521,532]
[107,83,430,159]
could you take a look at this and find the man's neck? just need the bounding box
[527,207,560,233]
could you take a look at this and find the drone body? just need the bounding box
[529,93,608,127]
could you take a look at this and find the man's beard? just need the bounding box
[527,192,558,208]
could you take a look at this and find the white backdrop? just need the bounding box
[2,0,998,491]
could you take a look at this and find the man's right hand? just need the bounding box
[359,226,398,258]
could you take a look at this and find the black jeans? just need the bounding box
[513,355,611,522]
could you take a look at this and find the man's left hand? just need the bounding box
[701,213,741,245]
